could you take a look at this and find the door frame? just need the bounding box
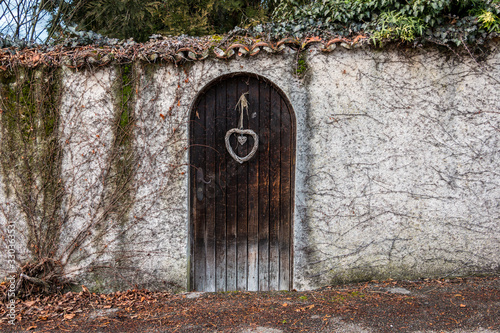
[187,72,296,291]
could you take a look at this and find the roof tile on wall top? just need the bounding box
[0,35,369,70]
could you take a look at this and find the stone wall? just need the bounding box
[0,42,499,291]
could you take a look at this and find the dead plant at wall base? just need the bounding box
[2,258,72,300]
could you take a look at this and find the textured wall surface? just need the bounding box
[58,67,118,286]
[294,44,500,289]
[0,43,499,291]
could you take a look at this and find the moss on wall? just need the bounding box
[295,50,308,78]
[0,67,63,262]
[110,63,137,230]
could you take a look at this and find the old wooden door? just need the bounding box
[189,74,295,292]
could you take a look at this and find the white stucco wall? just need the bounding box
[1,42,499,291]
[295,45,500,289]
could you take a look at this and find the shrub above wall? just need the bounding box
[270,0,500,45]
[1,0,499,49]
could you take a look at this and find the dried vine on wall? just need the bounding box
[0,67,65,296]
[0,59,195,296]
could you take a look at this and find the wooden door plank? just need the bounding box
[279,100,292,291]
[258,81,271,291]
[192,96,207,291]
[205,87,216,292]
[189,118,196,291]
[289,101,296,291]
[215,81,228,292]
[236,78,249,290]
[247,77,260,291]
[225,78,239,291]
[269,88,281,290]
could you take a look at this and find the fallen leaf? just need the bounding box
[26,325,37,330]
[282,303,288,307]
[24,301,36,307]
[296,304,315,312]
[460,304,466,308]
[64,313,76,320]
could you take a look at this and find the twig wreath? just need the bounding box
[225,92,259,164]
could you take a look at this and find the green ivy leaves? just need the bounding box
[270,0,500,45]
[478,9,500,32]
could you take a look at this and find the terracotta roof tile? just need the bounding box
[0,35,369,70]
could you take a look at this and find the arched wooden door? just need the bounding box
[189,74,295,292]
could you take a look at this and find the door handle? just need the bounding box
[196,168,211,201]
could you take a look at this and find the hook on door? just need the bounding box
[196,168,212,201]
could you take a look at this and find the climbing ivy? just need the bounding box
[265,0,500,45]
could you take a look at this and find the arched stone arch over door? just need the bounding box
[189,73,296,292]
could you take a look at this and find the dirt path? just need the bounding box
[1,276,499,332]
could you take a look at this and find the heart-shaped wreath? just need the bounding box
[225,128,259,164]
